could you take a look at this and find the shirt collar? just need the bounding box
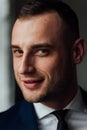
[34,102,54,119]
[64,88,85,111]
[34,88,85,119]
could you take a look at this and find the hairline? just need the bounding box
[17,10,71,41]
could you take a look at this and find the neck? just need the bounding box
[42,86,78,110]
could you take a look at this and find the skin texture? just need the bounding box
[11,12,85,109]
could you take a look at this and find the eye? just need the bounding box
[12,49,23,56]
[34,49,50,57]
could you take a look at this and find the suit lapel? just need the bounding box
[19,100,39,130]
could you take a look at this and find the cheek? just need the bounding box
[36,57,59,76]
[13,59,20,73]
[37,56,68,82]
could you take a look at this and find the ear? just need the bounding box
[72,38,86,64]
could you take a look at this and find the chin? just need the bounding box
[22,91,47,103]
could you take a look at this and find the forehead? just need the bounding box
[12,12,63,47]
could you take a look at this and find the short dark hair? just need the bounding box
[15,0,80,41]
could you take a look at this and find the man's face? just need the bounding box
[12,12,73,105]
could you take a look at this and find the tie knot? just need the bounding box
[52,109,69,121]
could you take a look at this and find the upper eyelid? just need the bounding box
[12,47,23,54]
[32,48,50,53]
[14,50,23,53]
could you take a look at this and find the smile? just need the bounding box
[21,78,44,89]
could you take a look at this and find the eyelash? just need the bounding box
[12,49,23,55]
[34,49,50,56]
[12,48,50,57]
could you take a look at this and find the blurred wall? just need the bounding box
[0,0,15,112]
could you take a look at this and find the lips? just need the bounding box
[21,78,44,89]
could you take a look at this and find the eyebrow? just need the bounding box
[11,45,20,49]
[11,43,54,49]
[31,43,54,49]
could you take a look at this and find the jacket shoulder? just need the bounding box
[0,100,22,128]
[0,100,38,130]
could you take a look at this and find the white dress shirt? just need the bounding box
[34,89,87,130]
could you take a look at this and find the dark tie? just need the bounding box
[52,110,69,130]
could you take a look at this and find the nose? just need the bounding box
[19,55,35,75]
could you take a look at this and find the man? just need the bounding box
[0,0,87,130]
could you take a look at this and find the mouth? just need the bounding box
[21,78,44,89]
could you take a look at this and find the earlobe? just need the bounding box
[72,38,86,64]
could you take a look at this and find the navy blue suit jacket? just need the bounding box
[0,100,38,130]
[0,88,87,130]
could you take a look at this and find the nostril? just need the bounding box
[19,64,36,74]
